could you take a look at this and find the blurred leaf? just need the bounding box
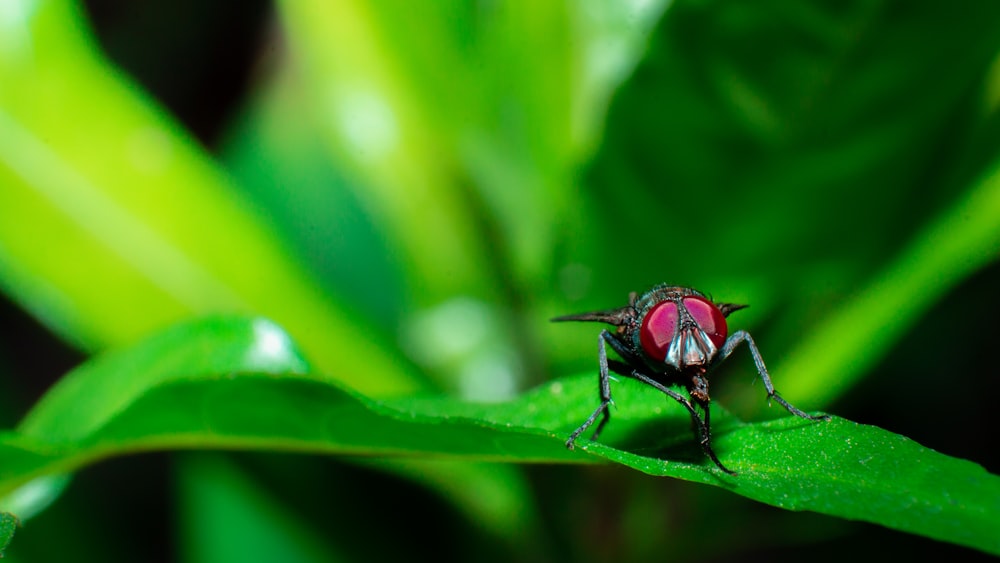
[218,71,407,328]
[584,0,1000,286]
[571,0,672,155]
[274,0,672,301]
[0,0,424,396]
[0,316,997,555]
[274,0,499,301]
[0,474,70,522]
[177,454,343,563]
[776,156,1000,403]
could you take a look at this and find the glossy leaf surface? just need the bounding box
[1,317,996,555]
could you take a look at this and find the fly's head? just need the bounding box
[628,285,746,373]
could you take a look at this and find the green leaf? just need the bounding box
[273,0,672,298]
[0,0,423,396]
[16,316,309,442]
[0,474,70,522]
[274,0,501,300]
[177,455,345,563]
[0,511,17,557]
[1,317,997,555]
[775,156,1000,403]
[571,0,1000,415]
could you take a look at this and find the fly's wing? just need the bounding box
[550,306,632,327]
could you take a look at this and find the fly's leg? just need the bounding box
[621,367,734,475]
[566,330,617,448]
[716,330,829,421]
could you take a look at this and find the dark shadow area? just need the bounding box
[81,0,274,147]
[602,416,704,459]
[0,295,83,427]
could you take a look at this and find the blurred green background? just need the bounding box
[1,0,999,560]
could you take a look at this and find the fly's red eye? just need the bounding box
[681,296,728,349]
[639,301,678,362]
[639,296,729,362]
